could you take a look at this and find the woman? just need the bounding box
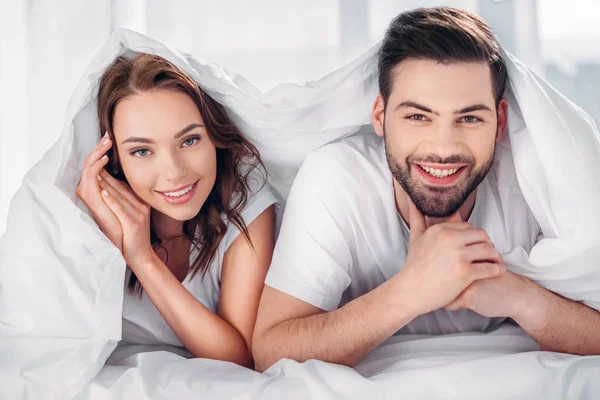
[76,53,277,368]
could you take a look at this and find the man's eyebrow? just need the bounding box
[394,101,440,116]
[121,123,205,145]
[454,104,494,114]
[393,101,494,116]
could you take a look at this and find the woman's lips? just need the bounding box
[156,181,198,205]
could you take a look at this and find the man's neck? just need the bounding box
[393,178,477,229]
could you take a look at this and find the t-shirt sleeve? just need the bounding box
[223,170,279,251]
[264,152,355,312]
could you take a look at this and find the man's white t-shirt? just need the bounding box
[121,173,279,347]
[265,131,542,335]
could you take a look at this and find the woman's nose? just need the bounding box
[163,154,188,182]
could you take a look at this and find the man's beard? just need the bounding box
[384,135,496,218]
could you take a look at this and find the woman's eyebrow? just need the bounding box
[173,123,204,139]
[121,123,205,145]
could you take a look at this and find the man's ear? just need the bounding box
[496,98,508,142]
[372,94,385,137]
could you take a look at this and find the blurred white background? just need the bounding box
[0,0,599,234]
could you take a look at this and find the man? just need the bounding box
[252,7,600,372]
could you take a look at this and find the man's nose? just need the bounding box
[427,122,463,160]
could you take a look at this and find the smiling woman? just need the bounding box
[75,53,278,368]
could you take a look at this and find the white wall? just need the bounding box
[0,0,29,233]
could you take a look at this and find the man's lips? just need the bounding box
[413,163,468,186]
[415,162,468,170]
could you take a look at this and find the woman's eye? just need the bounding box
[460,116,482,123]
[131,149,151,157]
[182,137,199,147]
[408,114,428,121]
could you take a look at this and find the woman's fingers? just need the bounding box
[101,182,153,266]
[98,177,141,220]
[101,187,135,228]
[83,132,111,170]
[98,170,148,214]
[90,155,110,184]
[81,132,112,191]
[75,132,125,252]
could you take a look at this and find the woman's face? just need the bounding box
[111,88,217,222]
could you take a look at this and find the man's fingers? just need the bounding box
[441,221,474,231]
[464,242,503,264]
[468,262,505,282]
[446,209,463,223]
[445,294,464,311]
[456,227,492,246]
[408,199,427,244]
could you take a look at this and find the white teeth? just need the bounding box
[163,184,194,197]
[421,165,460,178]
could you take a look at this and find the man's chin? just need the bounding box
[411,195,463,218]
[420,208,460,219]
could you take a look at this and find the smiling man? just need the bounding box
[252,7,600,371]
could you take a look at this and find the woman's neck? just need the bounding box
[151,209,186,242]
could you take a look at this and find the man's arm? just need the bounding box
[513,278,600,355]
[252,275,419,372]
[447,270,600,355]
[253,203,505,372]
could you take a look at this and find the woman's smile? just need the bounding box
[155,180,199,205]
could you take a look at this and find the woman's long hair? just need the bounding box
[97,53,266,295]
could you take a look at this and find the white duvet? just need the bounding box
[1,29,599,400]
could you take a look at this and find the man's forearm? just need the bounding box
[513,280,600,355]
[254,275,419,371]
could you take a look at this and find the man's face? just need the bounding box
[373,59,507,218]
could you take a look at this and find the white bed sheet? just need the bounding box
[77,324,599,400]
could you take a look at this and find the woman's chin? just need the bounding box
[152,204,202,223]
[150,187,207,223]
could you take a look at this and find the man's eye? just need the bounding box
[460,116,482,123]
[408,114,428,121]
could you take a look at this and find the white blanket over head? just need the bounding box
[1,29,599,400]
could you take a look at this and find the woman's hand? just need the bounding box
[97,169,154,268]
[76,132,123,252]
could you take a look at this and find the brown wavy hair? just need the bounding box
[97,53,266,296]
